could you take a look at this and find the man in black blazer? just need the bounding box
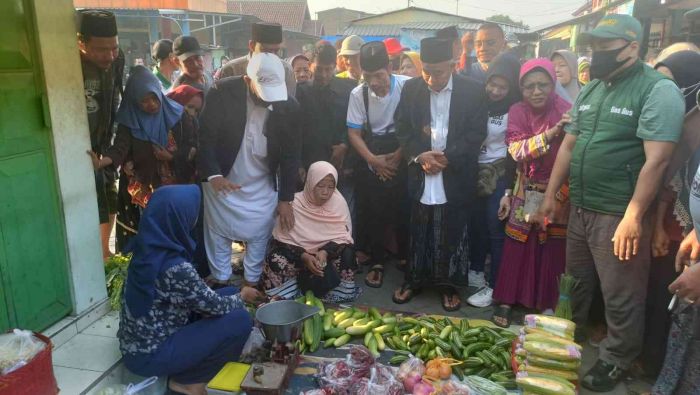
[393,37,488,311]
[198,53,301,286]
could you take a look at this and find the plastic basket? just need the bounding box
[0,332,58,395]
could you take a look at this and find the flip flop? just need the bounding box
[392,283,422,304]
[396,259,408,272]
[492,304,512,328]
[441,287,462,312]
[364,264,384,288]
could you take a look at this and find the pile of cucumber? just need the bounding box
[385,316,517,389]
[296,298,518,389]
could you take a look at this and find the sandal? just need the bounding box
[364,264,384,288]
[396,259,408,272]
[492,304,512,328]
[392,283,422,304]
[204,275,230,290]
[440,286,462,312]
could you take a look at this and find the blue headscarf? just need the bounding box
[124,185,200,318]
[116,65,183,147]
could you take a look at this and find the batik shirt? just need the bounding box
[118,262,243,355]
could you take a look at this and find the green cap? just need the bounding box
[579,14,642,44]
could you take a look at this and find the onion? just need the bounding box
[403,372,422,392]
[413,381,434,395]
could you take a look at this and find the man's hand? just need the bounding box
[302,252,324,276]
[277,201,295,232]
[209,176,241,195]
[330,144,348,171]
[152,145,174,161]
[417,151,447,175]
[675,229,700,272]
[651,222,670,258]
[187,147,197,162]
[240,286,266,305]
[298,167,307,184]
[612,214,642,261]
[669,263,700,304]
[386,151,402,170]
[87,150,103,170]
[461,32,474,56]
[498,195,511,221]
[123,161,135,177]
[370,155,397,181]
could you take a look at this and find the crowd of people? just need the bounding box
[76,8,700,395]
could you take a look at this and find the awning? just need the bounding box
[544,25,572,40]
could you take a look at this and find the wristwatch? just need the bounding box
[504,190,513,198]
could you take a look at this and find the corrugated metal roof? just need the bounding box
[228,1,309,31]
[343,21,527,36]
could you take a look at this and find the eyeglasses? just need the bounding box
[522,82,552,93]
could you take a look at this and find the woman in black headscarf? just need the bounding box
[466,53,521,308]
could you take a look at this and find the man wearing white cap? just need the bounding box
[198,53,301,287]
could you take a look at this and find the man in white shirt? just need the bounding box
[393,37,488,311]
[347,41,410,289]
[198,53,301,287]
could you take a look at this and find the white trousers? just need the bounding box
[204,228,271,283]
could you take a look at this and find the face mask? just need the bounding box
[590,42,631,80]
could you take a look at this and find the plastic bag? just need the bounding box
[316,346,379,395]
[0,329,45,375]
[356,366,403,395]
[396,354,425,392]
[94,377,159,395]
[239,327,267,364]
[433,378,473,395]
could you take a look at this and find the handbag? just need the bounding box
[477,159,506,197]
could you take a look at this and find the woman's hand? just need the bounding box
[651,221,670,258]
[153,145,174,161]
[187,147,197,162]
[86,150,111,170]
[316,250,328,272]
[123,161,135,177]
[302,252,324,277]
[240,286,266,305]
[669,264,700,304]
[498,194,511,221]
[277,201,295,232]
[545,113,572,142]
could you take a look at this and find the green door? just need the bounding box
[0,0,72,331]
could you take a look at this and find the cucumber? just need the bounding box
[324,338,337,348]
[368,336,380,357]
[333,334,351,347]
[374,332,386,351]
[385,336,396,350]
[381,316,397,325]
[453,365,465,381]
[337,317,355,329]
[351,309,366,319]
[494,337,513,349]
[439,325,453,340]
[333,310,353,325]
[323,312,334,332]
[373,324,395,334]
[433,337,452,351]
[364,331,374,347]
[408,333,422,345]
[389,354,409,365]
[463,328,483,337]
[353,317,369,326]
[310,314,323,352]
[464,375,507,395]
[402,317,420,325]
[304,318,314,345]
[463,357,484,368]
[369,307,382,321]
[346,323,373,335]
[324,327,345,339]
[463,342,492,357]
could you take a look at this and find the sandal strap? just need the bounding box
[369,264,384,272]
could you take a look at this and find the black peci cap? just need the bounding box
[79,9,118,38]
[252,22,283,44]
[151,39,173,62]
[173,36,203,61]
[435,26,459,41]
[420,37,453,64]
[360,41,389,73]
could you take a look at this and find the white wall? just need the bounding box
[34,0,108,314]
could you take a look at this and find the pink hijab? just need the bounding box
[506,58,571,182]
[272,161,353,252]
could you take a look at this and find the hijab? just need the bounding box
[485,52,522,116]
[116,65,183,147]
[507,58,571,181]
[578,57,590,85]
[655,50,700,113]
[272,161,353,252]
[124,185,200,318]
[166,84,203,106]
[401,51,423,76]
[551,50,580,103]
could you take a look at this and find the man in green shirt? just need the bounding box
[539,15,685,392]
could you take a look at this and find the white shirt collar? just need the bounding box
[431,74,453,94]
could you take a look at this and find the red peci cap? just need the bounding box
[383,38,406,57]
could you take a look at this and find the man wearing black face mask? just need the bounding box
[538,15,685,392]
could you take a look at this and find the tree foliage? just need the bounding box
[486,14,529,29]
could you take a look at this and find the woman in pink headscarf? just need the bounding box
[260,161,361,303]
[491,59,572,327]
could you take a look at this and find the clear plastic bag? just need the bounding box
[94,376,160,395]
[0,329,45,375]
[363,365,403,395]
[239,327,266,363]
